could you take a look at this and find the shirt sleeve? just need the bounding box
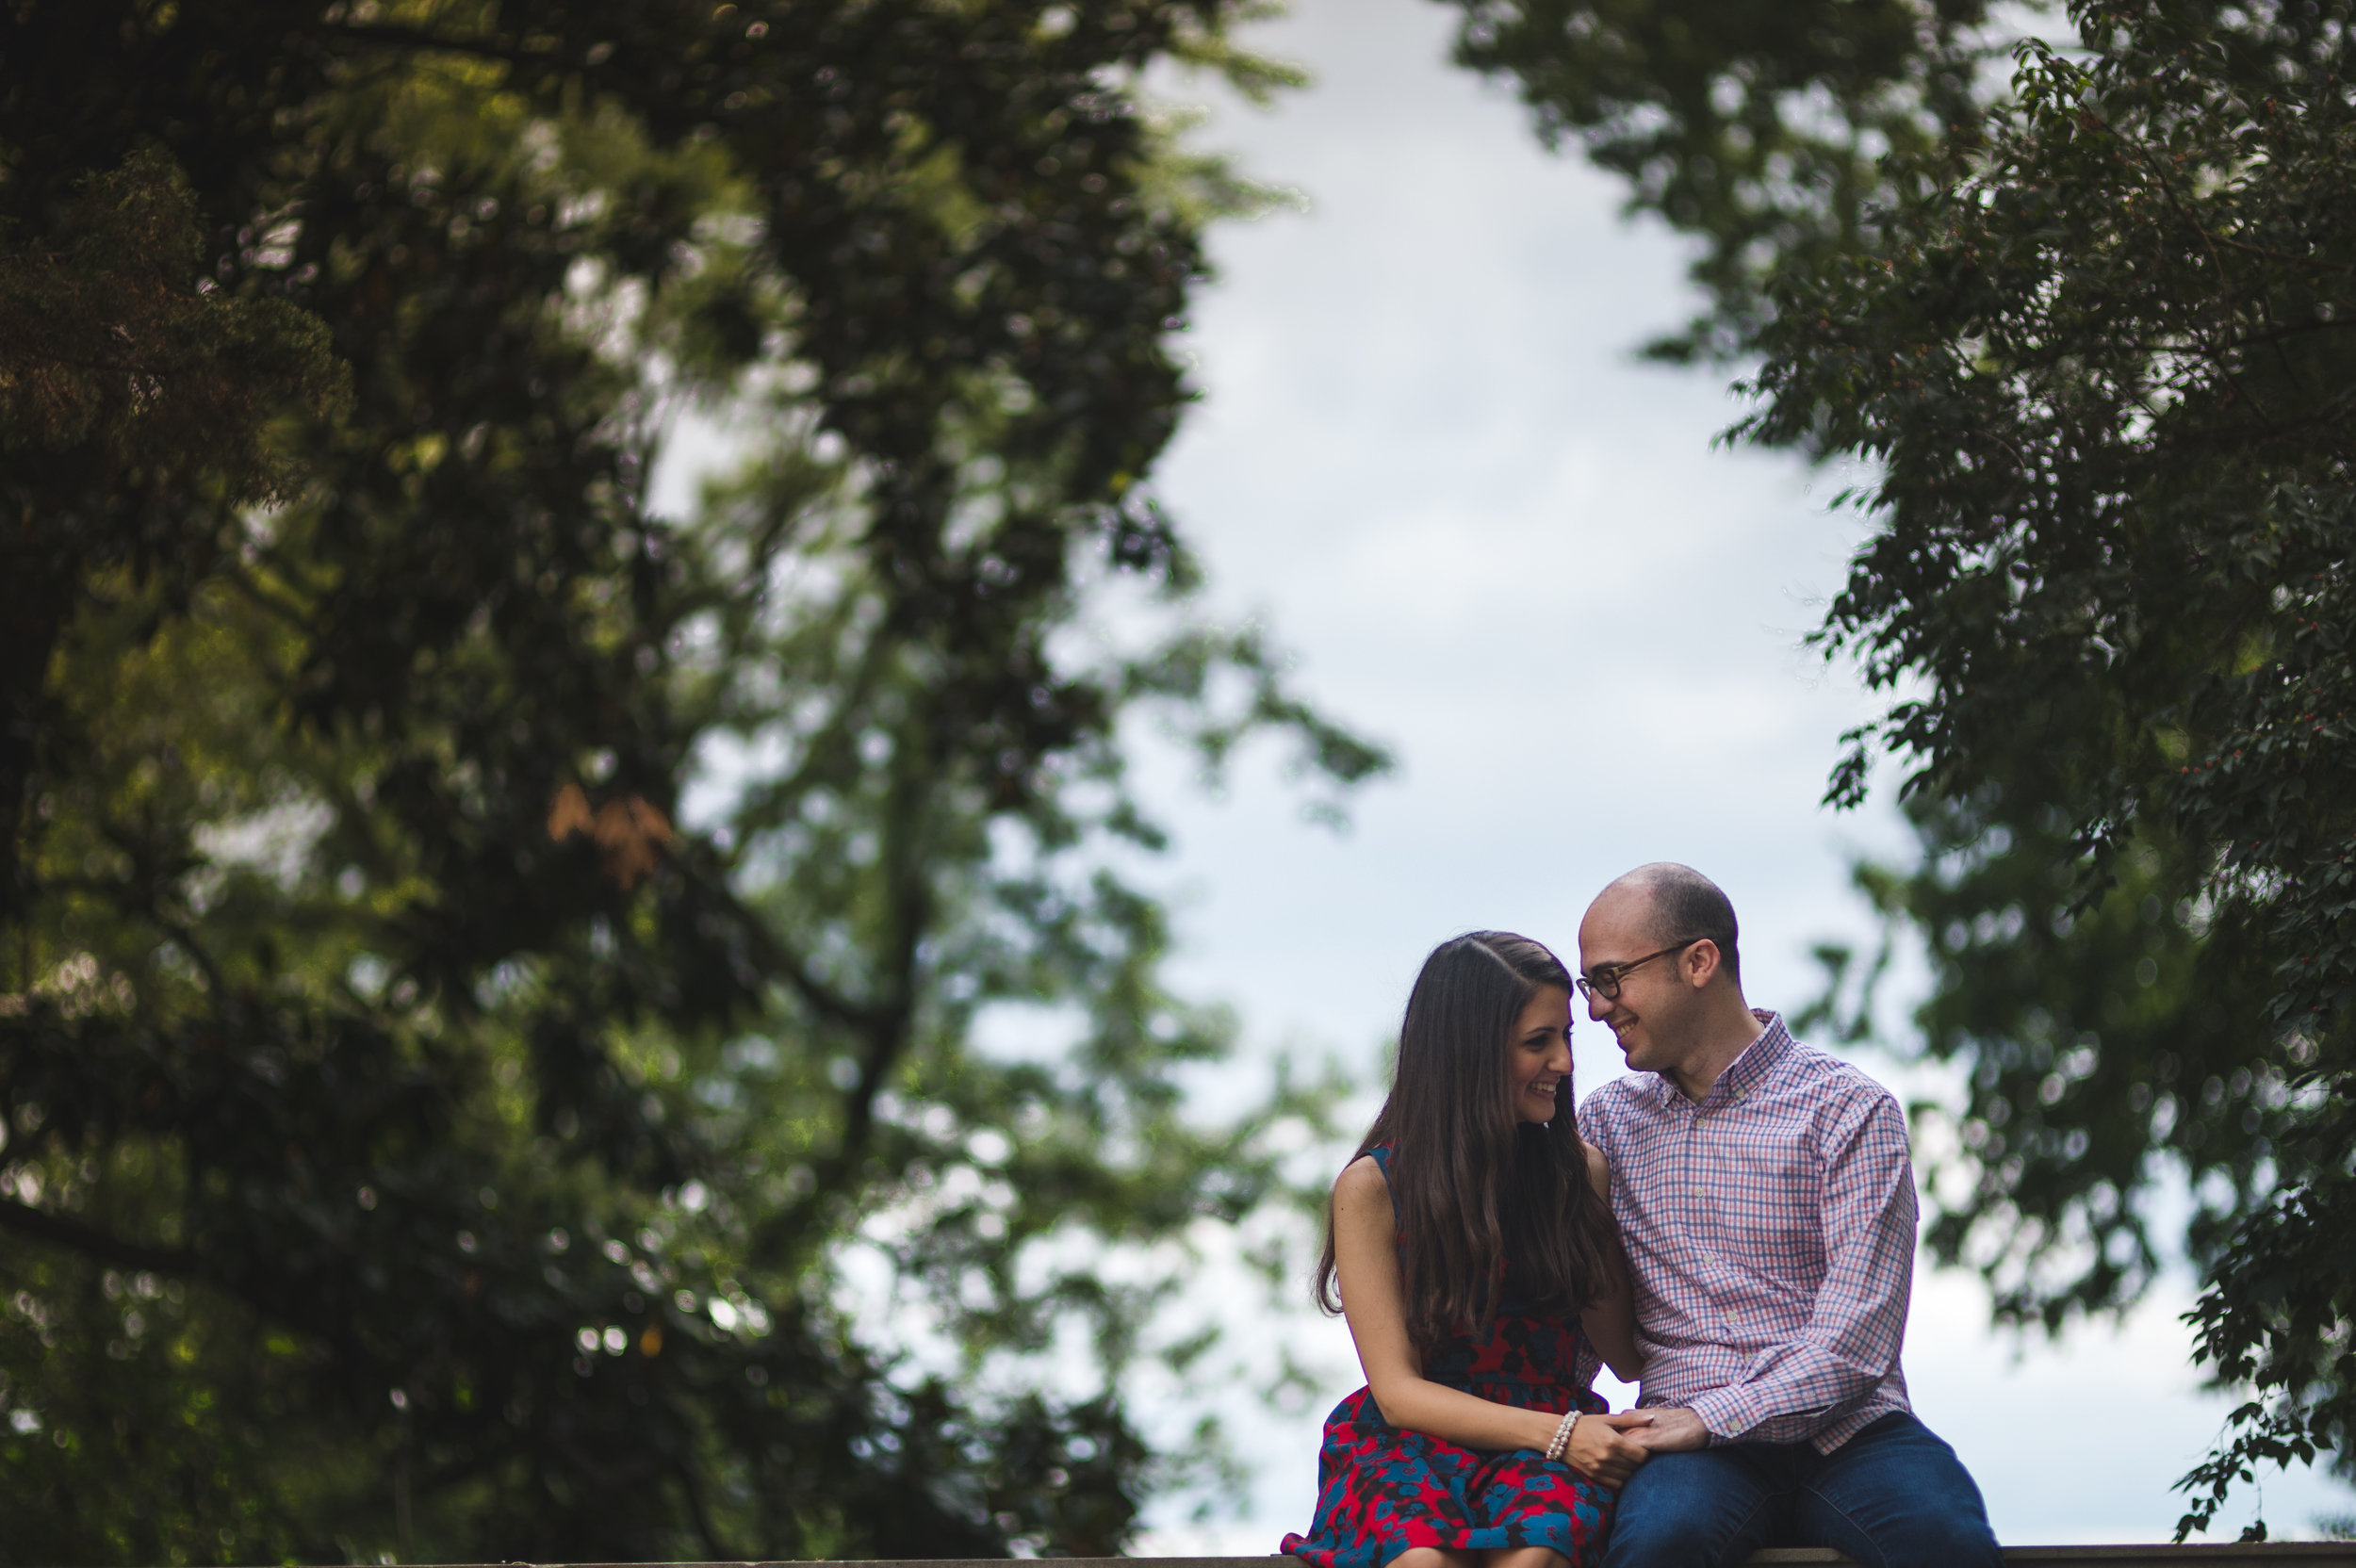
[1683,1086,1917,1446]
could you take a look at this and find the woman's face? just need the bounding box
[1508,984,1573,1124]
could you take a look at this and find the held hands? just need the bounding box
[1626,1405,1710,1453]
[1562,1411,1653,1490]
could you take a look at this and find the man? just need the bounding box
[1576,863,2002,1568]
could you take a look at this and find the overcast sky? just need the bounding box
[1104,0,2356,1547]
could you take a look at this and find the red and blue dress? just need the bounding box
[1282,1145,1613,1568]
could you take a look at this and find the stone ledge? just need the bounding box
[421,1549,2356,1568]
[1758,1551,2356,1564]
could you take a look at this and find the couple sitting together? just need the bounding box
[1282,864,2004,1568]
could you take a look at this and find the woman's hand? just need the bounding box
[1562,1410,1652,1490]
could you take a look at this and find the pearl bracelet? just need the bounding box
[1543,1409,1579,1463]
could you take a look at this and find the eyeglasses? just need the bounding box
[1575,939,1700,1002]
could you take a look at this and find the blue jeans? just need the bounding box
[1603,1413,2001,1568]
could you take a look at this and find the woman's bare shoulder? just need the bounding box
[1579,1137,1612,1197]
[1333,1152,1389,1202]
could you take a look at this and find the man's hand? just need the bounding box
[1563,1410,1653,1490]
[1627,1406,1710,1452]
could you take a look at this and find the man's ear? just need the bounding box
[1683,939,1722,989]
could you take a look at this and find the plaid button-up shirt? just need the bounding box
[1581,1011,1916,1452]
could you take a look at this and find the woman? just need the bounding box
[1283,931,1649,1568]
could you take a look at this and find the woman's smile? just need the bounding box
[1509,984,1573,1123]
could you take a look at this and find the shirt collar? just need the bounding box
[1642,1009,1792,1106]
[1716,1010,1793,1101]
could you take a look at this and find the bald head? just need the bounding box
[1601,862,1741,985]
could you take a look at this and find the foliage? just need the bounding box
[1795,795,2284,1333]
[1434,0,1998,360]
[0,147,352,921]
[0,148,349,500]
[0,1,1379,1562]
[1739,0,2356,1535]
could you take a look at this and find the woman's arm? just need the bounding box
[1333,1156,1647,1487]
[1576,1141,1646,1384]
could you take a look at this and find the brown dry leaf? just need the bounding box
[546,782,594,841]
[592,795,675,889]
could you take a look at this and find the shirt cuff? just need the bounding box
[1684,1386,1755,1445]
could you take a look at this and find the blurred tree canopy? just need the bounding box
[1438,0,1994,361]
[0,2,1383,1562]
[1451,0,2356,1537]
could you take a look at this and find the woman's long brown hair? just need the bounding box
[1314,931,1618,1345]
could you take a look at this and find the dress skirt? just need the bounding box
[1280,1372,1612,1568]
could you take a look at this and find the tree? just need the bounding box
[0,2,1381,1561]
[1438,0,1996,360]
[1737,0,2356,1535]
[1449,0,2356,1536]
[0,147,352,926]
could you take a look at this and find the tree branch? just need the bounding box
[317,21,557,72]
[0,1196,202,1276]
[750,920,890,1031]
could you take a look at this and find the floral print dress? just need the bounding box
[1283,1145,1613,1568]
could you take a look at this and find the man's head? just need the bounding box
[1577,863,1743,1077]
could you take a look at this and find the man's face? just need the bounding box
[1577,886,1693,1075]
